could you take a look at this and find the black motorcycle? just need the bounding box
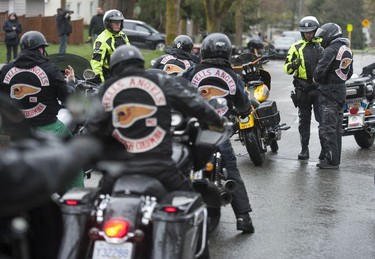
[58,98,232,259]
[343,63,375,148]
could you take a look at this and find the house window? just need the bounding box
[77,2,81,15]
[90,1,94,15]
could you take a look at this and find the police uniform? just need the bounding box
[284,37,323,157]
[90,29,130,83]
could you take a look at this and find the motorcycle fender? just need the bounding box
[239,113,254,130]
[254,84,270,102]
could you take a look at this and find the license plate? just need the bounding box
[92,241,133,259]
[348,114,364,128]
[346,98,362,107]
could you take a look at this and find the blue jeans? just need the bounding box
[59,34,68,53]
[218,138,252,216]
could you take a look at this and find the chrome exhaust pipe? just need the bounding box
[222,180,237,193]
[219,190,233,206]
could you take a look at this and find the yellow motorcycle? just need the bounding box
[231,51,290,166]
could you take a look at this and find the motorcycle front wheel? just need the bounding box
[244,129,265,166]
[353,130,375,148]
[270,140,279,152]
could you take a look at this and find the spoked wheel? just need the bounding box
[244,129,265,166]
[354,130,375,148]
[270,140,279,152]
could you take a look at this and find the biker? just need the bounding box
[0,30,84,189]
[90,9,130,84]
[283,16,323,160]
[152,34,198,75]
[313,23,353,169]
[0,94,102,259]
[181,33,255,233]
[91,44,225,194]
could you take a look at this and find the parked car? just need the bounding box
[122,19,166,50]
[271,37,296,59]
[281,31,301,42]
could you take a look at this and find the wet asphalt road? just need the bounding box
[209,54,375,259]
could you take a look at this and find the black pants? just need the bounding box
[219,138,252,216]
[295,83,320,148]
[317,84,346,165]
[6,44,18,63]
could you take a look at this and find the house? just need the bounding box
[1,0,99,25]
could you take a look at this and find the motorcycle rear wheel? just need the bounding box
[353,130,375,148]
[244,129,265,166]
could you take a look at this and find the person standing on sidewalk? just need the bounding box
[88,6,105,43]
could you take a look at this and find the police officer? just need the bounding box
[0,30,84,188]
[182,33,255,233]
[93,44,224,193]
[152,35,198,75]
[284,16,323,160]
[90,9,130,83]
[313,23,353,169]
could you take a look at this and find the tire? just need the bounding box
[354,130,375,148]
[155,42,165,51]
[270,140,279,152]
[244,129,265,166]
[207,207,221,233]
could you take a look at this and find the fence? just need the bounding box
[0,11,83,44]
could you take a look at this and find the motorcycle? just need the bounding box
[343,63,375,148]
[171,98,235,233]
[231,50,290,166]
[58,98,232,259]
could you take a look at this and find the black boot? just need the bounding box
[298,146,309,160]
[236,213,254,233]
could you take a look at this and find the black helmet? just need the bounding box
[110,45,145,71]
[103,9,124,32]
[299,16,320,33]
[173,35,194,53]
[201,33,232,60]
[20,31,49,50]
[315,23,343,48]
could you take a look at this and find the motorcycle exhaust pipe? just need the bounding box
[222,180,237,193]
[219,190,233,206]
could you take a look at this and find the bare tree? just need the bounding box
[165,0,181,45]
[203,0,234,32]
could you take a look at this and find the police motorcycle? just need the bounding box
[343,63,375,148]
[57,96,232,259]
[230,48,290,166]
[171,97,236,233]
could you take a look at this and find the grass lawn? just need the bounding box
[0,42,164,69]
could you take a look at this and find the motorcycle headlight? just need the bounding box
[171,111,183,128]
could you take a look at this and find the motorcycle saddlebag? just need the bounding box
[151,191,207,259]
[58,187,101,259]
[254,100,280,127]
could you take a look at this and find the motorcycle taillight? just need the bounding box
[64,200,79,206]
[104,218,130,238]
[349,107,359,115]
[163,206,179,213]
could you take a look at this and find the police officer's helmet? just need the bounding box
[173,35,194,53]
[314,23,343,48]
[20,31,49,50]
[299,16,320,33]
[103,9,125,32]
[201,33,232,60]
[110,45,145,71]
